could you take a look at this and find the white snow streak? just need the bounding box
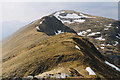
[77,31,87,36]
[63,20,74,24]
[105,61,120,72]
[54,11,91,24]
[86,67,96,75]
[73,19,85,23]
[40,19,45,24]
[101,44,105,46]
[113,41,118,46]
[26,76,33,79]
[75,45,81,50]
[116,26,118,29]
[55,30,64,35]
[118,33,120,36]
[106,44,112,46]
[80,13,96,18]
[95,36,105,41]
[87,32,100,36]
[86,29,91,32]
[77,29,91,36]
[100,47,104,49]
[116,36,120,39]
[106,24,112,28]
[104,28,109,30]
[36,26,40,30]
[60,13,81,19]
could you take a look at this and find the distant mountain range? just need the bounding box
[2,10,120,80]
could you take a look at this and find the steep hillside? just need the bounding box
[2,33,120,79]
[36,16,77,36]
[2,15,76,62]
[2,20,48,62]
[2,10,120,80]
[52,10,120,65]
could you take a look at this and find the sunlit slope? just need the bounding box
[2,33,120,79]
[2,19,48,62]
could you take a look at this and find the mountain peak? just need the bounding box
[35,16,77,36]
[52,10,96,24]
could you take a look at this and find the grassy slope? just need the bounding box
[2,19,48,62]
[2,10,120,79]
[2,33,120,79]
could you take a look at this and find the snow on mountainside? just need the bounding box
[34,16,76,36]
[105,60,120,72]
[53,10,95,24]
[85,67,96,75]
[2,10,120,80]
[51,10,120,65]
[34,10,120,66]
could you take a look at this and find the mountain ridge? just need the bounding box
[2,10,120,79]
[50,10,120,65]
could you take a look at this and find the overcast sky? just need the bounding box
[0,0,119,2]
[0,2,119,40]
[2,2,118,22]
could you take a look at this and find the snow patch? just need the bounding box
[55,30,64,35]
[40,19,45,24]
[54,12,81,20]
[35,73,68,79]
[109,24,112,26]
[116,33,120,39]
[60,73,66,78]
[105,34,108,36]
[104,28,109,30]
[116,36,120,39]
[101,44,105,46]
[106,24,112,28]
[75,45,81,50]
[60,11,65,13]
[105,61,120,72]
[100,47,104,49]
[87,32,100,36]
[80,13,96,18]
[77,31,87,36]
[96,47,99,50]
[26,76,33,79]
[86,67,96,75]
[95,36,105,41]
[54,12,89,24]
[113,41,118,46]
[86,29,91,32]
[36,26,40,30]
[63,20,74,24]
[63,19,85,24]
[106,44,112,46]
[74,19,85,23]
[118,33,120,36]
[54,11,62,21]
[116,26,118,29]
[60,13,81,19]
